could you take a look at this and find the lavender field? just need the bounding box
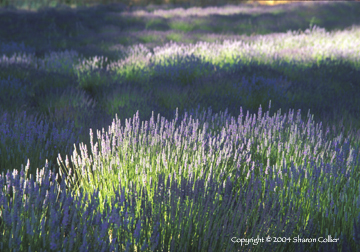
[1,0,360,251]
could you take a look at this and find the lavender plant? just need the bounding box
[2,103,359,251]
[0,110,83,178]
[0,76,33,111]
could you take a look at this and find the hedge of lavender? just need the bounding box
[2,105,360,251]
[1,1,360,251]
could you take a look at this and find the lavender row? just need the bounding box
[3,103,360,250]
